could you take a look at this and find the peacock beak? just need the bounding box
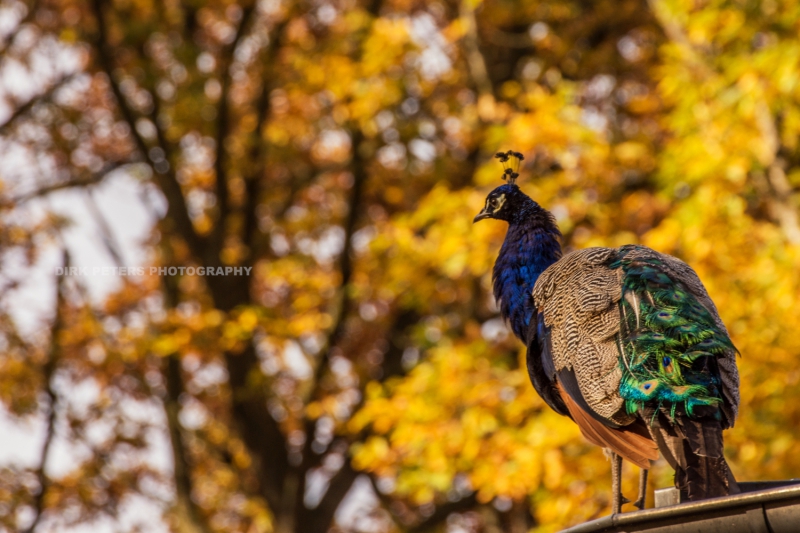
[473,209,491,223]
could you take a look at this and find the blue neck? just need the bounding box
[493,219,562,343]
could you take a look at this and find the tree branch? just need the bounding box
[224,343,290,514]
[294,307,420,531]
[407,494,479,533]
[482,26,535,49]
[83,188,126,267]
[646,0,715,79]
[460,0,493,98]
[0,0,40,56]
[196,12,297,508]
[753,101,800,244]
[242,17,291,253]
[300,460,360,533]
[150,262,215,533]
[209,1,258,255]
[305,129,367,404]
[291,131,368,513]
[23,249,69,533]
[0,72,77,135]
[89,0,205,260]
[8,161,127,207]
[163,353,214,533]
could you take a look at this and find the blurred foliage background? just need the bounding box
[0,0,799,532]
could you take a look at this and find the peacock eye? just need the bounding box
[490,199,499,207]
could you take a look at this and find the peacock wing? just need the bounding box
[533,247,635,427]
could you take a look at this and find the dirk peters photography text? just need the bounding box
[54,266,254,277]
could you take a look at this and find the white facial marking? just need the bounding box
[492,194,506,213]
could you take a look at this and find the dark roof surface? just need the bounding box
[560,481,800,533]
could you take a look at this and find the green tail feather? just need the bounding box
[611,246,731,421]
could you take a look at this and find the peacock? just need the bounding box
[474,151,740,513]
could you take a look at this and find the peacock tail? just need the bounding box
[609,245,736,421]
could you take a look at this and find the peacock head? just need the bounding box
[473,150,537,224]
[473,183,530,223]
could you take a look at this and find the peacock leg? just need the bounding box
[606,449,629,514]
[633,468,648,510]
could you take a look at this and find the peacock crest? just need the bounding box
[494,150,524,185]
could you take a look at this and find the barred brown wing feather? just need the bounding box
[534,248,632,426]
